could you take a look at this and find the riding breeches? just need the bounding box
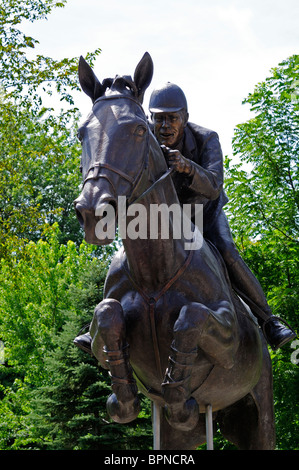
[203,210,272,322]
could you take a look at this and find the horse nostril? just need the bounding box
[74,199,85,228]
[75,207,84,228]
[109,199,117,216]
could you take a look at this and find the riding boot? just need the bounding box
[228,258,296,350]
[104,344,140,423]
[162,342,199,431]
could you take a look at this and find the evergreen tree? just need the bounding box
[0,225,151,450]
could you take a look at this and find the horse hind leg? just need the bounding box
[245,339,275,449]
[90,298,140,423]
[159,405,207,450]
[217,390,275,450]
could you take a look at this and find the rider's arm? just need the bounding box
[187,131,224,201]
[162,131,224,201]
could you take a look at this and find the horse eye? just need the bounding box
[134,125,147,137]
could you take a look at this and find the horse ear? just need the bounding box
[134,52,154,103]
[78,56,104,102]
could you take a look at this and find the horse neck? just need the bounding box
[122,134,189,293]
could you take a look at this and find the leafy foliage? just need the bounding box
[0,0,100,105]
[0,0,151,450]
[224,55,299,449]
[0,97,84,254]
[0,0,101,252]
[226,55,299,246]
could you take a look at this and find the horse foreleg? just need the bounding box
[162,303,202,432]
[162,301,238,432]
[90,298,140,423]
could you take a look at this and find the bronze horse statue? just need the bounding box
[74,52,275,450]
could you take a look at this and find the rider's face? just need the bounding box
[152,110,188,149]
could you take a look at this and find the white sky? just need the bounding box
[23,0,299,158]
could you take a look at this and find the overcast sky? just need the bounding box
[23,0,299,158]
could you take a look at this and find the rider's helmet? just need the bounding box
[149,82,188,113]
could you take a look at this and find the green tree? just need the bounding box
[0,0,101,253]
[0,224,105,385]
[0,97,84,253]
[0,0,132,451]
[26,283,152,451]
[0,0,100,106]
[224,54,299,449]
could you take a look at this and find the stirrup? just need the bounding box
[74,323,90,337]
[73,324,92,355]
[262,315,294,330]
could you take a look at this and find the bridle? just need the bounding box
[81,93,173,206]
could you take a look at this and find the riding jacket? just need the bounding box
[172,122,228,232]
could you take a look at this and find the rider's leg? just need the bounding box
[205,211,296,350]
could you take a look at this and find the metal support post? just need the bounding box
[205,404,213,450]
[153,402,161,450]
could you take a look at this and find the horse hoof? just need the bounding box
[164,397,199,431]
[106,393,140,423]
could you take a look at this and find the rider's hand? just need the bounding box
[160,145,192,175]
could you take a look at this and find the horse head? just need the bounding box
[74,53,165,245]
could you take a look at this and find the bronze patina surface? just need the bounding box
[73,53,277,449]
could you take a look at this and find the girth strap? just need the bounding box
[124,250,194,380]
[126,249,194,305]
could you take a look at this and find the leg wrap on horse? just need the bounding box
[162,342,199,431]
[90,299,140,423]
[162,305,203,431]
[104,344,140,423]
